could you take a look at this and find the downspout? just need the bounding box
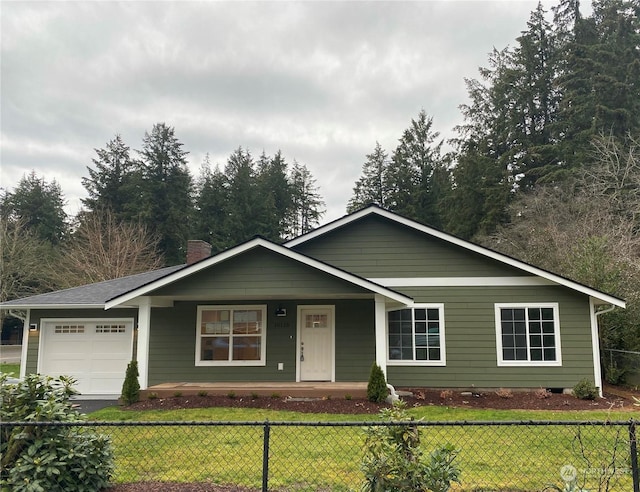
[592,302,617,398]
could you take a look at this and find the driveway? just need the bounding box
[72,399,120,414]
[0,345,21,364]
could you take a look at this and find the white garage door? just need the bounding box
[40,319,134,395]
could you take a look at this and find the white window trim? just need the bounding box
[386,303,446,367]
[495,303,562,367]
[195,305,267,367]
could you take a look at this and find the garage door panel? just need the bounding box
[40,319,133,395]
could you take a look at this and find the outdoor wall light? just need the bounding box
[29,323,38,332]
[275,305,287,317]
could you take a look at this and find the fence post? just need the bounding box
[630,419,639,492]
[262,421,271,492]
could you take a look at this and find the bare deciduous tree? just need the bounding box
[56,211,164,288]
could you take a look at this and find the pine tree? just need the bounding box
[193,155,230,253]
[347,142,390,212]
[6,171,68,244]
[137,123,193,265]
[255,150,292,241]
[82,135,140,220]
[287,162,325,237]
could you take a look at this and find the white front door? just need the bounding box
[298,306,334,381]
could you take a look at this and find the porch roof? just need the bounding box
[105,237,413,309]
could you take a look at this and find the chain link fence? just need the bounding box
[2,420,639,491]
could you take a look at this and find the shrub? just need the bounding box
[173,391,183,397]
[120,360,140,405]
[573,378,598,400]
[439,390,453,400]
[535,387,552,399]
[361,401,461,492]
[197,390,208,397]
[147,392,158,400]
[227,391,236,399]
[367,362,388,403]
[495,388,513,399]
[0,373,114,491]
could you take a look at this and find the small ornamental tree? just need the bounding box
[367,362,388,403]
[121,360,140,405]
[0,374,114,491]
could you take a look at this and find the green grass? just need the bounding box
[0,362,19,377]
[89,405,638,490]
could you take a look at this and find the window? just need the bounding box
[54,324,85,334]
[387,305,445,365]
[495,303,561,366]
[196,305,266,366]
[96,324,126,333]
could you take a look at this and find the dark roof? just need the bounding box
[0,265,184,308]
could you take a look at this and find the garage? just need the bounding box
[39,318,134,395]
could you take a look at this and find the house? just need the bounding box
[1,205,625,397]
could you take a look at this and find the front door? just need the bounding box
[298,306,334,381]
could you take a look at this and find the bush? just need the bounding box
[367,362,388,403]
[361,401,461,492]
[573,378,598,400]
[0,373,114,491]
[120,360,140,405]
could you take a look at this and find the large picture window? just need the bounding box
[495,303,561,366]
[196,305,266,366]
[387,305,445,365]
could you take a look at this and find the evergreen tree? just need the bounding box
[5,171,68,244]
[255,150,292,241]
[347,142,390,212]
[82,135,140,220]
[137,123,193,265]
[193,156,230,253]
[224,147,261,245]
[287,162,325,237]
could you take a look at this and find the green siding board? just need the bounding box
[147,299,377,385]
[385,286,595,389]
[151,248,369,298]
[293,215,530,278]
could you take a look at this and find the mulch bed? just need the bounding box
[123,385,638,414]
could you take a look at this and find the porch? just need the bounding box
[141,381,368,399]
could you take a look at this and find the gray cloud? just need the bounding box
[1,0,557,222]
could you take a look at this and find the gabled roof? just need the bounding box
[285,205,626,308]
[0,265,184,309]
[104,236,413,309]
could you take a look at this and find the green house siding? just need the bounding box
[151,248,370,298]
[25,308,138,374]
[147,299,376,385]
[386,286,595,389]
[293,215,530,278]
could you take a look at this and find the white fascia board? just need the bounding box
[105,237,413,309]
[0,304,105,310]
[368,277,556,287]
[286,206,626,308]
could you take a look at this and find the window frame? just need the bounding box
[495,303,562,367]
[386,303,446,366]
[195,305,267,367]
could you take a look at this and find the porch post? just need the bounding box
[374,294,387,378]
[136,296,151,390]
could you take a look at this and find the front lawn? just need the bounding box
[0,362,19,377]
[90,405,637,490]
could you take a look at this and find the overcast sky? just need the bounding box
[1,0,562,223]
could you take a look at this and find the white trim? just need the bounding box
[589,298,604,397]
[495,303,562,367]
[195,305,267,367]
[105,238,413,310]
[136,298,151,390]
[374,295,387,377]
[1,304,105,310]
[285,206,625,307]
[386,303,446,367]
[19,310,30,379]
[368,277,555,287]
[296,305,335,382]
